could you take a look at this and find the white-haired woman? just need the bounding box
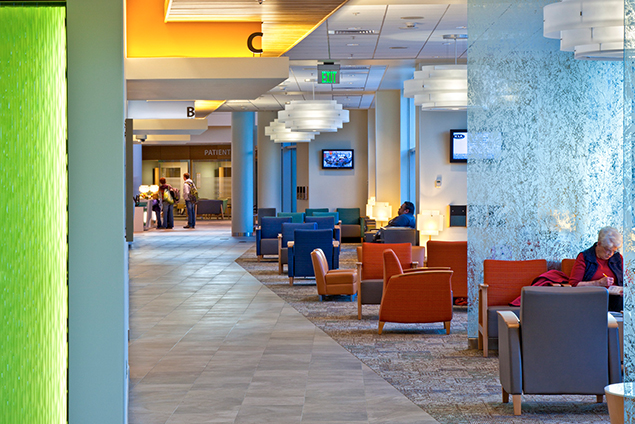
[569,226,623,312]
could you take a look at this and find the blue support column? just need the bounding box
[231,112,255,236]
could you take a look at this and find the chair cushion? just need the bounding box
[340,224,361,238]
[484,259,547,306]
[488,305,519,338]
[305,216,335,229]
[426,241,468,298]
[305,208,329,217]
[261,216,292,238]
[337,208,361,225]
[360,279,383,304]
[520,286,609,394]
[314,211,340,222]
[277,212,305,223]
[281,222,317,245]
[260,239,278,256]
[361,242,412,280]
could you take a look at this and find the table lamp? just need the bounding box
[417,210,444,241]
[373,202,392,227]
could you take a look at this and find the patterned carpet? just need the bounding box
[236,244,611,424]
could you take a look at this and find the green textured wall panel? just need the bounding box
[0,6,67,423]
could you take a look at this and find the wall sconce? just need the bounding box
[417,210,444,241]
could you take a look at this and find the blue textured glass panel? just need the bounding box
[624,1,635,420]
[0,6,67,423]
[467,0,623,339]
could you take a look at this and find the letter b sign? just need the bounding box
[187,106,195,118]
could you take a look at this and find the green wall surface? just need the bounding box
[0,6,67,423]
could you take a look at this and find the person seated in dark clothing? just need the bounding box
[569,226,623,312]
[373,201,416,241]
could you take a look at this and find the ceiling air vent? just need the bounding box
[328,29,376,35]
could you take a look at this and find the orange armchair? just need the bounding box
[426,241,468,299]
[478,259,547,357]
[355,242,425,319]
[311,248,358,300]
[378,249,454,335]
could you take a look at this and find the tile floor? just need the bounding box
[128,221,439,424]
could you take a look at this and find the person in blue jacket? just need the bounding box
[373,201,416,241]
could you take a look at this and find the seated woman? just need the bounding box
[569,226,623,312]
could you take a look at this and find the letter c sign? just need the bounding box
[248,32,263,54]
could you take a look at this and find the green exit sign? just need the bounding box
[318,64,340,84]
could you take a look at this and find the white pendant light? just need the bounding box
[264,119,317,143]
[403,34,468,110]
[404,65,468,110]
[278,100,350,133]
[543,0,623,60]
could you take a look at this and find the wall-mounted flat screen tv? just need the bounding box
[450,129,468,163]
[322,149,354,169]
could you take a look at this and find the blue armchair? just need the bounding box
[255,216,291,261]
[288,229,340,285]
[277,212,305,223]
[305,216,340,243]
[498,286,621,415]
[305,208,329,217]
[278,222,317,274]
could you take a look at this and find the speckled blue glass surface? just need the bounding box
[624,0,635,420]
[467,0,623,338]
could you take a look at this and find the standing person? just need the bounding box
[158,177,174,229]
[569,226,623,312]
[151,191,162,229]
[183,173,197,229]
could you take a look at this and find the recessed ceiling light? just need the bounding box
[390,46,407,49]
[401,16,423,20]
[346,43,359,47]
[399,22,417,30]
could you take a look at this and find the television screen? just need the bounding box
[450,129,468,163]
[322,149,354,169]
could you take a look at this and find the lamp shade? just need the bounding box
[543,0,623,60]
[417,210,444,236]
[404,65,467,110]
[139,184,150,193]
[264,119,317,143]
[366,196,376,217]
[373,202,392,223]
[278,100,350,132]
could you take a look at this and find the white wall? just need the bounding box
[67,0,128,422]
[419,111,468,243]
[298,109,368,211]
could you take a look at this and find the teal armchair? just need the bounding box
[336,208,364,241]
[277,212,305,223]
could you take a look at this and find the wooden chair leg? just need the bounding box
[512,395,521,415]
[289,277,294,286]
[502,388,509,403]
[482,332,489,357]
[596,394,603,403]
[278,261,283,275]
[378,321,385,334]
[444,321,451,335]
[357,293,362,320]
[257,255,262,262]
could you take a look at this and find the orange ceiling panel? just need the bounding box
[126,0,261,58]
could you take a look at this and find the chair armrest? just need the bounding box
[498,311,522,395]
[255,225,261,231]
[608,313,622,384]
[288,241,294,248]
[333,241,340,248]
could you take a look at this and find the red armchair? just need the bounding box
[378,249,454,335]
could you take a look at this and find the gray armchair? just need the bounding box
[498,286,621,415]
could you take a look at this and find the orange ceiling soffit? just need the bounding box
[163,0,350,57]
[195,100,226,118]
[127,0,261,58]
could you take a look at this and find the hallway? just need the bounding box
[128,221,438,423]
